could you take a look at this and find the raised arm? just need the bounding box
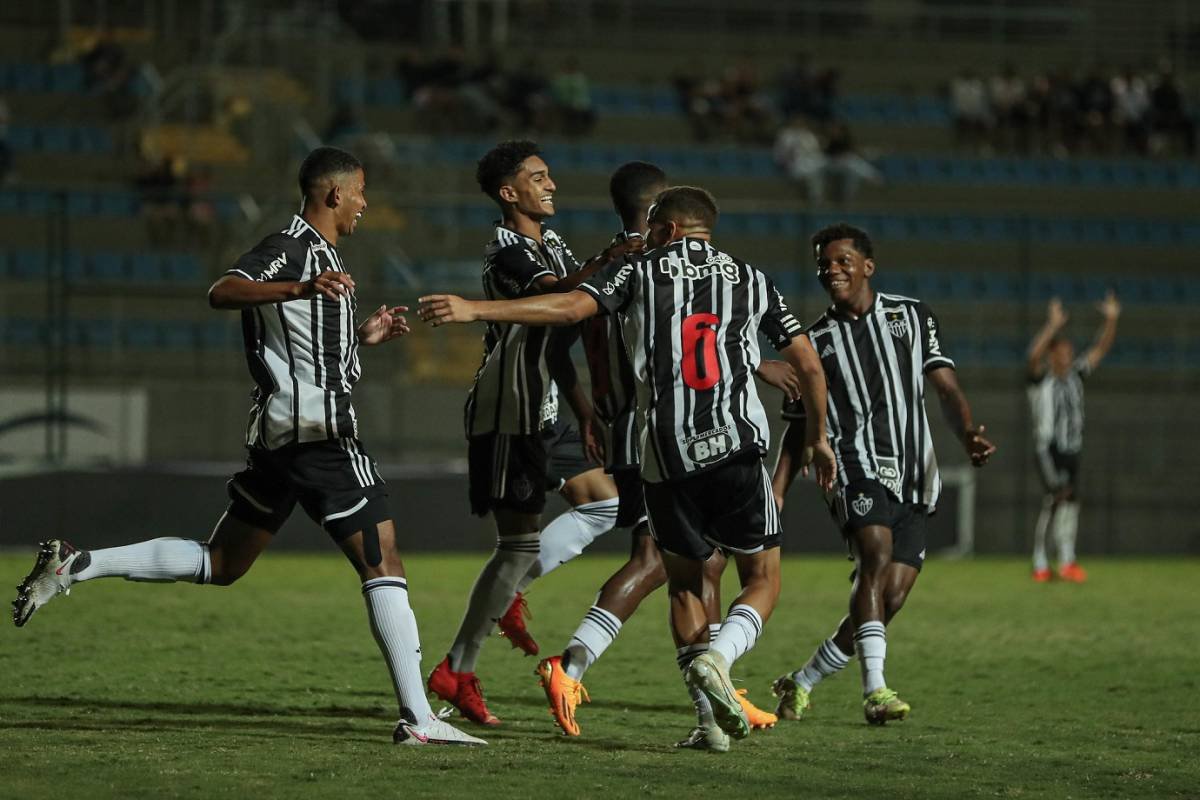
[1082,290,1120,372]
[926,366,995,467]
[1027,298,1068,379]
[418,289,599,328]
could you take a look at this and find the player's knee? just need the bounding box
[629,550,667,589]
[208,558,249,586]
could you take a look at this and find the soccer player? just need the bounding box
[532,163,791,742]
[427,140,631,727]
[1026,292,1119,582]
[418,186,836,752]
[770,223,995,725]
[11,147,484,746]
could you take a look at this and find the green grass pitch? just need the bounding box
[0,552,1195,799]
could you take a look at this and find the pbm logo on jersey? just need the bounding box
[261,253,288,280]
[885,313,909,339]
[686,428,733,464]
[657,251,741,283]
[602,264,634,296]
[851,493,874,516]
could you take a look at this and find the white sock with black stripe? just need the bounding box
[854,620,888,694]
[792,633,853,692]
[1054,501,1080,565]
[677,643,717,726]
[515,498,619,594]
[710,604,764,666]
[363,577,434,723]
[562,605,622,681]
[72,538,211,584]
[448,532,541,673]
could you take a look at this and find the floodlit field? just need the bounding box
[0,552,1194,799]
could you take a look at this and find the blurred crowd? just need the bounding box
[949,62,1197,157]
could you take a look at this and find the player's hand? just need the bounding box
[300,270,356,302]
[1047,297,1068,329]
[580,416,605,465]
[606,235,645,260]
[418,294,477,326]
[358,305,410,346]
[964,424,996,467]
[801,440,837,492]
[755,359,801,403]
[1097,289,1121,320]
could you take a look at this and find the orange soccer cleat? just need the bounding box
[1031,567,1053,583]
[535,655,590,736]
[498,592,539,656]
[1057,562,1088,583]
[736,688,779,730]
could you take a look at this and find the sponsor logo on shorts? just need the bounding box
[851,492,873,516]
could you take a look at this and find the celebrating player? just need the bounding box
[426,140,633,727]
[419,186,835,751]
[771,223,995,725]
[1026,292,1119,582]
[11,147,484,746]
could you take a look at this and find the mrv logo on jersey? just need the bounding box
[684,426,733,464]
[657,251,740,283]
[601,264,635,295]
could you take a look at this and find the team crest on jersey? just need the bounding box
[511,475,535,501]
[851,492,873,516]
[886,314,909,338]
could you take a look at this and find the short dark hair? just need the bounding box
[609,161,667,226]
[811,223,873,259]
[298,147,362,197]
[476,139,541,201]
[648,186,718,231]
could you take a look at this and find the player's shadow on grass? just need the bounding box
[0,716,381,744]
[488,693,687,715]
[2,694,392,722]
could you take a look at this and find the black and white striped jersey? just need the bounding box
[783,292,954,509]
[464,224,581,437]
[580,237,805,483]
[225,215,361,451]
[1027,356,1089,455]
[580,230,641,470]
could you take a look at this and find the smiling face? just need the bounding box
[333,167,367,237]
[816,237,874,309]
[499,155,556,220]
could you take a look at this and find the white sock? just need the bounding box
[448,532,540,673]
[793,634,852,692]
[363,577,434,722]
[677,643,716,726]
[854,621,888,695]
[1055,501,1079,565]
[514,498,618,594]
[709,604,763,667]
[563,605,622,681]
[707,622,722,643]
[73,538,211,584]
[1032,498,1054,571]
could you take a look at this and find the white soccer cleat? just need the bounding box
[12,540,84,628]
[674,724,731,753]
[685,653,750,740]
[393,709,488,746]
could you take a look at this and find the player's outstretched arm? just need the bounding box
[927,366,996,467]
[208,271,355,309]
[418,290,599,327]
[540,236,645,294]
[779,335,835,491]
[357,305,411,346]
[1026,297,1068,378]
[755,360,801,403]
[1083,289,1120,372]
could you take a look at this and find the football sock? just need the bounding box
[707,622,722,643]
[677,643,716,726]
[1054,501,1080,565]
[1032,497,1054,571]
[793,635,852,692]
[562,605,622,681]
[362,577,434,722]
[709,604,763,666]
[514,498,618,594]
[448,532,540,673]
[854,620,888,695]
[72,538,211,584]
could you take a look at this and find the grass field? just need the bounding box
[0,552,1196,799]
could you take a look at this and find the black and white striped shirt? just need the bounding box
[580,237,804,483]
[783,292,953,509]
[580,231,641,470]
[465,224,580,437]
[225,215,361,451]
[1027,357,1089,455]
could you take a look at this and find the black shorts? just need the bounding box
[612,466,648,531]
[544,416,599,491]
[1035,445,1080,494]
[468,431,547,517]
[226,438,389,541]
[830,479,927,571]
[644,449,780,560]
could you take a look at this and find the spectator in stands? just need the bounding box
[1149,67,1197,156]
[1111,65,1150,155]
[550,58,596,137]
[1076,64,1115,153]
[773,115,827,203]
[505,58,551,132]
[721,61,775,144]
[823,121,882,204]
[989,63,1029,153]
[949,68,992,153]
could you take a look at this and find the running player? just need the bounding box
[11,147,484,746]
[530,163,791,742]
[770,223,995,725]
[418,186,836,751]
[1026,292,1119,582]
[426,140,631,727]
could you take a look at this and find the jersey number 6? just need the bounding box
[682,312,720,390]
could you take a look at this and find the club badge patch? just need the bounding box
[851,493,874,516]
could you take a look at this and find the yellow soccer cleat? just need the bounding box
[535,655,590,736]
[863,687,911,725]
[735,688,778,729]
